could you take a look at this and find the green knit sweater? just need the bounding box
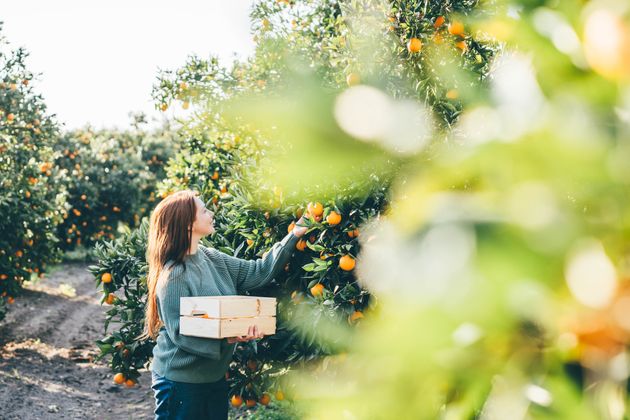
[150,231,300,383]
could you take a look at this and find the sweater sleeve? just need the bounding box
[157,266,222,360]
[216,231,300,293]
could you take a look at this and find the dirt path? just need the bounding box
[0,262,154,419]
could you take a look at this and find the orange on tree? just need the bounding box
[231,395,243,407]
[296,239,307,251]
[407,37,423,53]
[339,255,356,271]
[348,310,364,324]
[275,390,285,401]
[105,293,115,305]
[124,379,136,388]
[307,202,323,218]
[347,228,360,238]
[448,20,465,37]
[434,16,445,28]
[260,393,271,406]
[101,272,112,283]
[311,283,325,297]
[211,171,219,180]
[346,72,361,86]
[288,221,295,233]
[7,297,15,304]
[455,40,467,52]
[326,210,342,225]
[15,250,23,258]
[113,373,125,384]
[6,113,14,121]
[246,399,257,408]
[246,239,254,246]
[446,89,459,99]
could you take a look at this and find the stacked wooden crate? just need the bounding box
[179,296,276,338]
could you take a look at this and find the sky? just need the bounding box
[2,0,256,130]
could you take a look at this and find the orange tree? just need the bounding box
[91,0,495,407]
[0,23,66,320]
[53,121,178,251]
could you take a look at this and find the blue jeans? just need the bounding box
[151,371,229,420]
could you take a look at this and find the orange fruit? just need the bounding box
[288,222,296,233]
[113,373,125,384]
[346,72,361,86]
[7,297,15,304]
[326,211,341,225]
[6,113,15,121]
[246,239,254,246]
[101,273,112,283]
[105,293,115,305]
[0,274,7,280]
[124,379,135,388]
[80,194,87,201]
[211,171,219,180]
[24,191,31,199]
[310,283,324,297]
[348,310,364,324]
[407,37,422,53]
[448,21,465,37]
[73,209,81,216]
[296,239,307,251]
[260,393,271,406]
[455,40,467,52]
[160,103,168,112]
[15,250,23,258]
[231,395,243,407]
[347,228,360,238]
[275,390,285,400]
[246,399,257,408]
[339,255,356,271]
[446,89,459,99]
[307,202,324,217]
[434,16,445,28]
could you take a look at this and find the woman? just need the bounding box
[144,190,307,419]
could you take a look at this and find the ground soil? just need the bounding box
[0,262,154,419]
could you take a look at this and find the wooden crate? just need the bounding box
[179,296,276,339]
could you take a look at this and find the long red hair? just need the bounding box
[142,190,198,340]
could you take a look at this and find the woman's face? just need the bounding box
[191,197,215,237]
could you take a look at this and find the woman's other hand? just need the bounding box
[226,325,265,344]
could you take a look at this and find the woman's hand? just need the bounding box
[292,216,308,238]
[226,325,265,344]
